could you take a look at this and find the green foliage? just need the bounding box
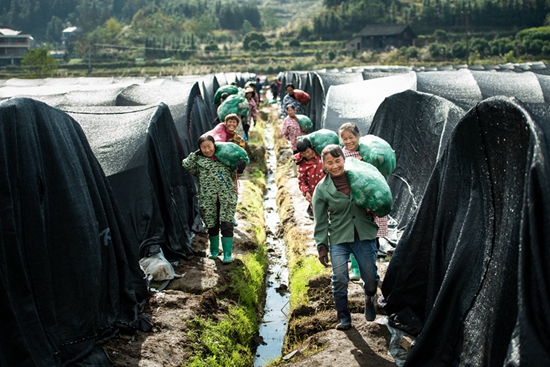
[249,40,261,51]
[204,42,219,51]
[328,50,336,60]
[289,38,301,48]
[21,48,58,78]
[451,41,467,59]
[45,16,64,43]
[406,46,420,59]
[470,38,490,56]
[261,7,279,30]
[433,29,449,43]
[428,43,446,58]
[274,39,283,51]
[243,31,266,50]
[104,18,121,40]
[516,26,550,42]
[186,308,255,367]
[298,25,312,41]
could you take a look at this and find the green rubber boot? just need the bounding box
[221,237,233,264]
[350,254,361,281]
[208,235,220,259]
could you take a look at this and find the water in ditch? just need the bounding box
[253,122,290,367]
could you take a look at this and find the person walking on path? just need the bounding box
[270,79,281,100]
[280,83,309,117]
[182,134,245,264]
[294,138,325,220]
[339,122,389,280]
[254,77,263,102]
[282,105,306,153]
[244,86,258,128]
[209,113,246,148]
[313,144,380,330]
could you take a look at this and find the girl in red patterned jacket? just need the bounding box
[294,138,325,219]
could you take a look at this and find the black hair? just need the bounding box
[338,122,360,138]
[285,83,295,90]
[198,134,215,147]
[296,138,313,153]
[321,144,344,161]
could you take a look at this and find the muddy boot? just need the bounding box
[208,235,220,259]
[335,297,352,330]
[221,237,233,264]
[350,254,361,281]
[365,294,376,321]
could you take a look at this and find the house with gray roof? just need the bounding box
[0,28,34,65]
[346,24,416,51]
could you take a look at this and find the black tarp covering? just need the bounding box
[368,89,464,229]
[62,104,197,260]
[115,80,210,154]
[381,96,550,366]
[321,72,417,132]
[0,98,147,366]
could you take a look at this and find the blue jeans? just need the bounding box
[329,238,379,300]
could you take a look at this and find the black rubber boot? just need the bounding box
[335,297,352,330]
[365,294,376,321]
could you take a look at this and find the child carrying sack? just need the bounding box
[215,141,250,170]
[300,129,339,155]
[296,114,313,133]
[358,135,396,179]
[344,157,393,217]
[214,85,239,104]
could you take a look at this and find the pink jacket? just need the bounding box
[208,123,245,148]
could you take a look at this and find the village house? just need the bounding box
[346,24,417,52]
[62,26,82,50]
[0,28,34,66]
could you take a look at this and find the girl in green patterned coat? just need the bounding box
[182,134,246,264]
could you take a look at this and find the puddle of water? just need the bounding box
[254,123,290,367]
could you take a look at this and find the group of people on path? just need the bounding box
[181,78,265,264]
[280,84,389,330]
[183,78,389,331]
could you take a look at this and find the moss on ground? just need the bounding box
[268,109,332,357]
[184,113,269,367]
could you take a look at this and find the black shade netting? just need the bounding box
[320,72,417,133]
[62,104,198,261]
[381,96,550,366]
[368,89,465,229]
[0,97,148,367]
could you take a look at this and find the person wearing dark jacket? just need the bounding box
[182,134,245,264]
[313,144,379,330]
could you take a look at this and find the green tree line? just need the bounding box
[313,0,550,40]
[0,0,266,42]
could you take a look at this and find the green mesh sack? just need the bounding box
[358,135,396,179]
[214,85,239,105]
[300,129,339,155]
[344,157,393,217]
[296,114,313,133]
[218,94,249,122]
[214,142,250,170]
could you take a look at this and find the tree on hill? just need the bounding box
[21,49,57,78]
[243,31,266,50]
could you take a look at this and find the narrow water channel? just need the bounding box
[253,122,290,367]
